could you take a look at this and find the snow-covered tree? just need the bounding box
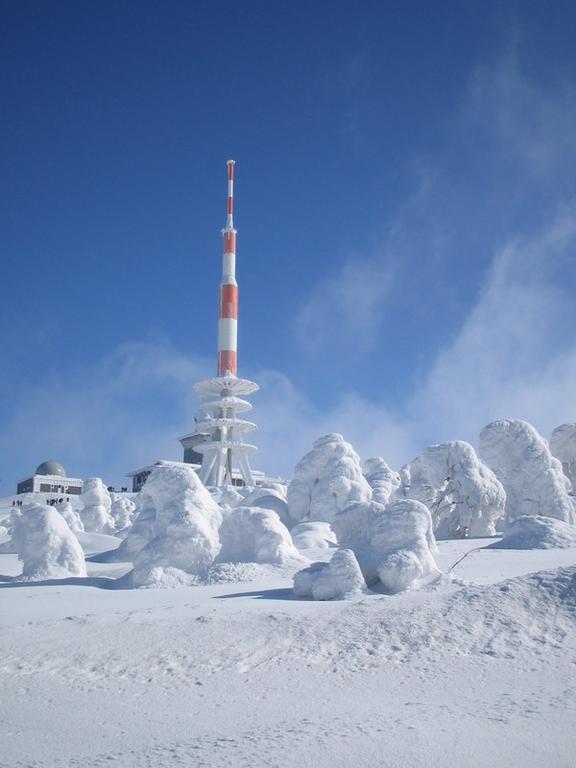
[287,433,372,524]
[293,549,365,600]
[80,478,114,533]
[479,419,575,525]
[56,500,84,534]
[550,423,576,491]
[218,506,300,565]
[404,441,506,538]
[12,502,86,580]
[363,457,401,506]
[110,494,137,532]
[332,498,438,593]
[131,464,223,587]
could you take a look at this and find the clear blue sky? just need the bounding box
[2,1,576,489]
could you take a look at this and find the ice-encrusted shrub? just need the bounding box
[12,502,86,580]
[80,478,114,534]
[405,441,506,538]
[293,549,366,600]
[332,498,439,593]
[480,419,575,525]
[287,433,372,524]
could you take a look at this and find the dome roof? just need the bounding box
[35,460,66,477]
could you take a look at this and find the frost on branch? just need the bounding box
[550,423,576,491]
[479,419,575,526]
[293,548,365,600]
[287,433,372,524]
[363,457,401,506]
[404,441,506,538]
[12,502,86,580]
[332,498,438,593]
[80,478,115,534]
[130,464,223,587]
[218,506,301,565]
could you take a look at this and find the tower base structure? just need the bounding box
[193,374,259,488]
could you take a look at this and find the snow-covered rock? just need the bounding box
[110,494,137,532]
[405,441,506,538]
[80,478,114,534]
[550,423,576,491]
[287,433,372,524]
[293,549,366,600]
[290,521,338,551]
[333,498,439,593]
[218,506,301,565]
[363,457,401,505]
[131,464,223,588]
[491,515,576,550]
[479,419,575,525]
[11,502,86,580]
[56,500,84,534]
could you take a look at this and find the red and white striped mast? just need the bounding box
[190,160,259,487]
[218,159,238,376]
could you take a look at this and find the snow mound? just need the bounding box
[241,487,291,527]
[405,441,506,538]
[130,464,223,588]
[210,486,245,508]
[293,548,366,600]
[80,478,115,534]
[110,494,137,532]
[11,502,86,580]
[550,423,576,490]
[290,521,338,551]
[480,419,575,525]
[363,457,401,505]
[218,506,301,565]
[491,515,576,550]
[56,500,84,533]
[287,433,372,524]
[333,498,439,592]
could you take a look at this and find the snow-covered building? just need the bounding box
[16,461,83,497]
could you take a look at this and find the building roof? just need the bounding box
[35,460,66,477]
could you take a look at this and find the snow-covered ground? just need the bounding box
[1,533,576,767]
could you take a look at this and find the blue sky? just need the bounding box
[1,1,576,490]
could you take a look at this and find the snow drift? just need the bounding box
[333,498,439,593]
[293,548,365,600]
[287,433,372,524]
[130,464,223,588]
[80,478,115,534]
[479,419,575,525]
[404,441,506,538]
[550,423,576,491]
[11,502,86,580]
[491,515,576,550]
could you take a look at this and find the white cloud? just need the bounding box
[293,255,395,352]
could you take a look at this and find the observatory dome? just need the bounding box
[35,461,66,477]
